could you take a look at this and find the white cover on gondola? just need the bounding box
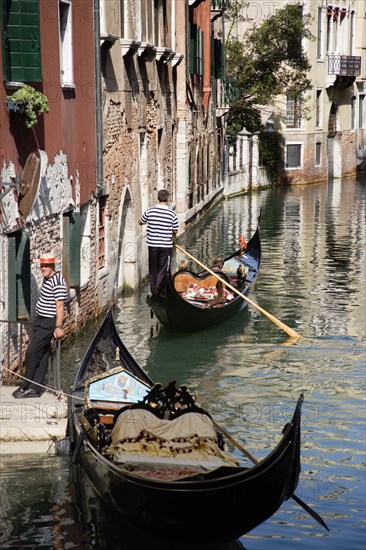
[107,408,239,467]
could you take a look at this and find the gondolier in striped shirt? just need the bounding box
[139,189,179,293]
[12,253,68,399]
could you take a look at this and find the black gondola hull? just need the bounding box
[147,227,261,332]
[73,405,301,541]
[71,310,302,542]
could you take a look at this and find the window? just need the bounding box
[8,231,31,322]
[359,95,365,129]
[349,11,355,55]
[1,0,42,82]
[351,96,356,130]
[80,204,91,287]
[189,24,204,76]
[59,1,73,86]
[286,95,302,128]
[98,196,107,269]
[286,144,302,169]
[287,5,303,61]
[315,142,321,166]
[316,90,322,128]
[63,212,80,288]
[317,6,323,59]
[212,38,225,80]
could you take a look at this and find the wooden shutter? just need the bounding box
[16,231,31,319]
[1,0,42,82]
[8,237,16,322]
[63,212,81,288]
[7,231,31,322]
[189,24,197,74]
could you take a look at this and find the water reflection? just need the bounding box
[70,465,247,550]
[1,177,364,549]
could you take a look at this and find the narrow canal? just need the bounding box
[1,177,365,549]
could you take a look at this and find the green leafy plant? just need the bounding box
[258,130,285,184]
[225,3,314,139]
[7,85,49,128]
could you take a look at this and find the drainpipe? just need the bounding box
[94,0,103,193]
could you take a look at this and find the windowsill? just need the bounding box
[5,81,25,90]
[285,166,302,170]
[61,82,76,89]
[120,38,141,57]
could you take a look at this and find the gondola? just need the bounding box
[70,309,304,542]
[146,224,261,331]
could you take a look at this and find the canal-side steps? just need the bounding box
[0,385,68,455]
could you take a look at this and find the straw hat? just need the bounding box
[39,252,56,265]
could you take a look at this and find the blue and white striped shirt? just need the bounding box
[140,205,179,247]
[36,272,68,317]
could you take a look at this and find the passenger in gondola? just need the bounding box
[236,264,248,288]
[211,257,224,272]
[177,259,189,272]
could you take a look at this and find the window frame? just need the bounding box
[98,195,108,270]
[315,142,322,166]
[59,0,74,87]
[285,142,303,170]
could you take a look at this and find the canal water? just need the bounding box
[1,177,365,549]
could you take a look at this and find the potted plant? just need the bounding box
[6,84,49,128]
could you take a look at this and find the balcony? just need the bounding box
[327,54,361,88]
[328,55,361,77]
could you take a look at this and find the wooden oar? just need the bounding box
[212,419,329,532]
[175,244,303,340]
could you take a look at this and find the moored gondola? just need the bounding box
[146,224,261,331]
[70,309,304,542]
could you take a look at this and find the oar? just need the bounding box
[212,420,329,532]
[175,244,303,340]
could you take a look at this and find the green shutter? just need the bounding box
[8,237,17,322]
[16,231,31,319]
[1,0,42,82]
[7,231,30,321]
[68,212,81,287]
[189,24,197,74]
[63,212,80,288]
[198,29,204,76]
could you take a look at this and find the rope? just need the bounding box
[1,365,83,401]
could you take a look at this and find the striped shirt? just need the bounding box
[36,272,68,317]
[140,205,179,247]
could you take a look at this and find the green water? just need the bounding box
[1,177,365,549]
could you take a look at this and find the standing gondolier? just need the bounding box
[12,252,68,399]
[139,189,179,293]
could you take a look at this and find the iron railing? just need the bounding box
[0,319,61,390]
[328,54,361,77]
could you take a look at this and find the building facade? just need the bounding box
[96,0,228,297]
[0,0,101,374]
[0,1,229,377]
[226,0,365,187]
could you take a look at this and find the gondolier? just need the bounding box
[12,252,68,399]
[139,189,179,293]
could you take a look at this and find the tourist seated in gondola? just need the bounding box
[177,259,189,272]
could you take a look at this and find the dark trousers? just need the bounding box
[24,316,56,391]
[148,247,172,292]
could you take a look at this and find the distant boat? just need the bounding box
[147,223,261,331]
[70,309,304,542]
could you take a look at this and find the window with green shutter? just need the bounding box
[189,23,197,75]
[213,38,225,80]
[63,212,81,288]
[8,231,31,322]
[1,0,42,82]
